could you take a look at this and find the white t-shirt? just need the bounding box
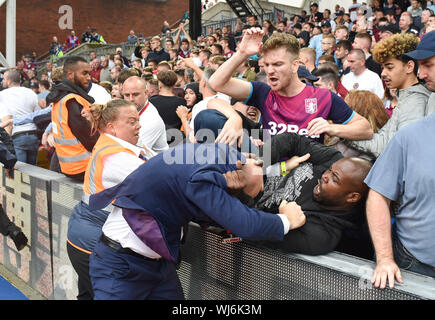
[341,68,385,99]
[88,82,111,104]
[137,101,169,154]
[0,86,40,135]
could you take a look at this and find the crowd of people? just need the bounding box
[0,0,434,300]
[46,27,107,62]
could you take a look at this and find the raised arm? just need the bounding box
[181,24,193,47]
[174,24,182,48]
[208,27,263,101]
[182,57,204,81]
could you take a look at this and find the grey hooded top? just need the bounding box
[345,83,433,158]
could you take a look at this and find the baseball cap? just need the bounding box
[298,65,319,81]
[29,82,39,89]
[336,10,344,16]
[310,2,319,7]
[404,30,435,60]
[296,31,311,44]
[321,20,331,28]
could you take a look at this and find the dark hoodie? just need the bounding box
[146,48,170,65]
[46,79,99,180]
[252,132,366,255]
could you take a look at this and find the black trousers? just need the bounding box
[66,241,94,300]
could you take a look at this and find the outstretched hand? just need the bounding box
[238,27,264,57]
[215,115,244,148]
[285,153,310,173]
[307,118,336,137]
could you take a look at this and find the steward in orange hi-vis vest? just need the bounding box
[83,133,137,195]
[52,93,92,176]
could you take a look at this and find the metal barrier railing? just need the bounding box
[1,161,434,300]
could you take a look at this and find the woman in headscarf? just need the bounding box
[176,82,203,141]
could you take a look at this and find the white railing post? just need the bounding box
[6,0,17,67]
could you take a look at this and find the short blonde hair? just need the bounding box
[262,33,300,59]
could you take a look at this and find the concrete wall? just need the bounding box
[0,0,189,61]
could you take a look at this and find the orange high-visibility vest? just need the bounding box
[51,93,92,175]
[83,133,139,195]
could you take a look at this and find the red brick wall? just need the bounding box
[0,0,189,62]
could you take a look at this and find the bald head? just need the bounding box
[341,157,372,197]
[123,76,146,90]
[313,157,372,209]
[121,76,148,110]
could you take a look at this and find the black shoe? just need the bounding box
[10,230,28,251]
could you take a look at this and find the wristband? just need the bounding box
[280,161,287,177]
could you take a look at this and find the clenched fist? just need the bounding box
[279,200,306,230]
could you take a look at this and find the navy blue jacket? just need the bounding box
[146,48,170,64]
[89,143,284,262]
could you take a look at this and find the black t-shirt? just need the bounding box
[366,55,382,78]
[150,95,186,145]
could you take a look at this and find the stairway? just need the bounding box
[226,0,265,19]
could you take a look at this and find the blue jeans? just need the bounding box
[12,133,39,165]
[392,227,435,278]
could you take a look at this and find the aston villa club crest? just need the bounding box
[305,98,318,114]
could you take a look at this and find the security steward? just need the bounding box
[46,56,99,182]
[67,99,149,300]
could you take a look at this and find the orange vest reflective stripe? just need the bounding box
[51,93,92,175]
[83,134,139,195]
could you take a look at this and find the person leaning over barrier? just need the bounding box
[255,132,373,256]
[67,99,153,300]
[87,143,306,300]
[192,107,373,257]
[365,30,435,289]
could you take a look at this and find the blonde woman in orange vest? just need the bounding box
[67,99,151,300]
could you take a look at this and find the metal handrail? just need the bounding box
[201,11,274,35]
[35,17,185,74]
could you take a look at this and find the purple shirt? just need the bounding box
[245,82,354,142]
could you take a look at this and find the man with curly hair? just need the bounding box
[345,32,432,158]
